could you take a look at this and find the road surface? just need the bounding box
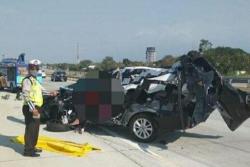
[0,78,249,167]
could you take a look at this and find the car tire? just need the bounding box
[129,114,158,142]
[46,120,71,132]
[40,112,50,124]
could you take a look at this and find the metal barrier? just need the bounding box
[224,77,250,88]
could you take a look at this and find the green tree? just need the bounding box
[122,58,132,66]
[199,39,213,53]
[79,60,92,69]
[57,63,68,70]
[68,64,80,71]
[100,56,117,70]
[204,47,250,75]
[155,55,176,68]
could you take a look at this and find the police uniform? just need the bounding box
[22,75,44,156]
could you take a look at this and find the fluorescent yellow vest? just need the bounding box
[24,77,43,107]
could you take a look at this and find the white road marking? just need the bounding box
[100,126,181,167]
[99,127,159,156]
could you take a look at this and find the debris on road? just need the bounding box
[1,94,10,100]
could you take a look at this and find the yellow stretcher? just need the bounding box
[12,135,100,157]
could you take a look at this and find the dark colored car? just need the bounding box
[51,71,67,82]
[43,51,250,142]
[122,52,250,142]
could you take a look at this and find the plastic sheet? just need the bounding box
[12,135,100,157]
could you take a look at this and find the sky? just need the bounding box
[0,0,250,63]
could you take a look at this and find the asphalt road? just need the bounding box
[0,78,249,167]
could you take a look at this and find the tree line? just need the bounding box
[47,39,250,76]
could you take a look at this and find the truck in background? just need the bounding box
[0,54,43,92]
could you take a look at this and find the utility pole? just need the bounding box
[2,54,5,61]
[76,42,80,64]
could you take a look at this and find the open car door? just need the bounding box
[184,54,250,131]
[218,81,250,131]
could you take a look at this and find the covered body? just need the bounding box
[68,71,124,124]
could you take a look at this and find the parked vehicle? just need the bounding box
[51,71,67,82]
[0,55,27,92]
[38,70,46,78]
[113,67,168,94]
[42,51,250,142]
[117,67,167,86]
[0,55,43,92]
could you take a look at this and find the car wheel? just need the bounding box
[129,114,158,142]
[40,112,50,124]
[46,120,71,132]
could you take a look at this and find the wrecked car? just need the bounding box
[122,51,250,142]
[122,68,168,94]
[112,66,168,95]
[41,71,125,132]
[42,51,250,142]
[114,66,168,86]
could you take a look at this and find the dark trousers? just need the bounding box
[22,105,40,153]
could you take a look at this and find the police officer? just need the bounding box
[22,60,57,157]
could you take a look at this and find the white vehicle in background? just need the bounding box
[38,70,46,78]
[117,66,168,94]
[119,66,152,85]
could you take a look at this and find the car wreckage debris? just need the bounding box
[41,51,250,142]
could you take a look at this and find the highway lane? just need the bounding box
[0,93,167,167]
[41,78,75,91]
[1,79,249,167]
[0,79,168,167]
[42,79,250,167]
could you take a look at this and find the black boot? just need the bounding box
[34,148,42,153]
[23,152,40,157]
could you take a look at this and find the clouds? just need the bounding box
[0,0,250,63]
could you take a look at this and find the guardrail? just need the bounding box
[224,77,250,88]
[45,69,85,82]
[46,74,80,81]
[67,76,80,81]
[44,69,250,88]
